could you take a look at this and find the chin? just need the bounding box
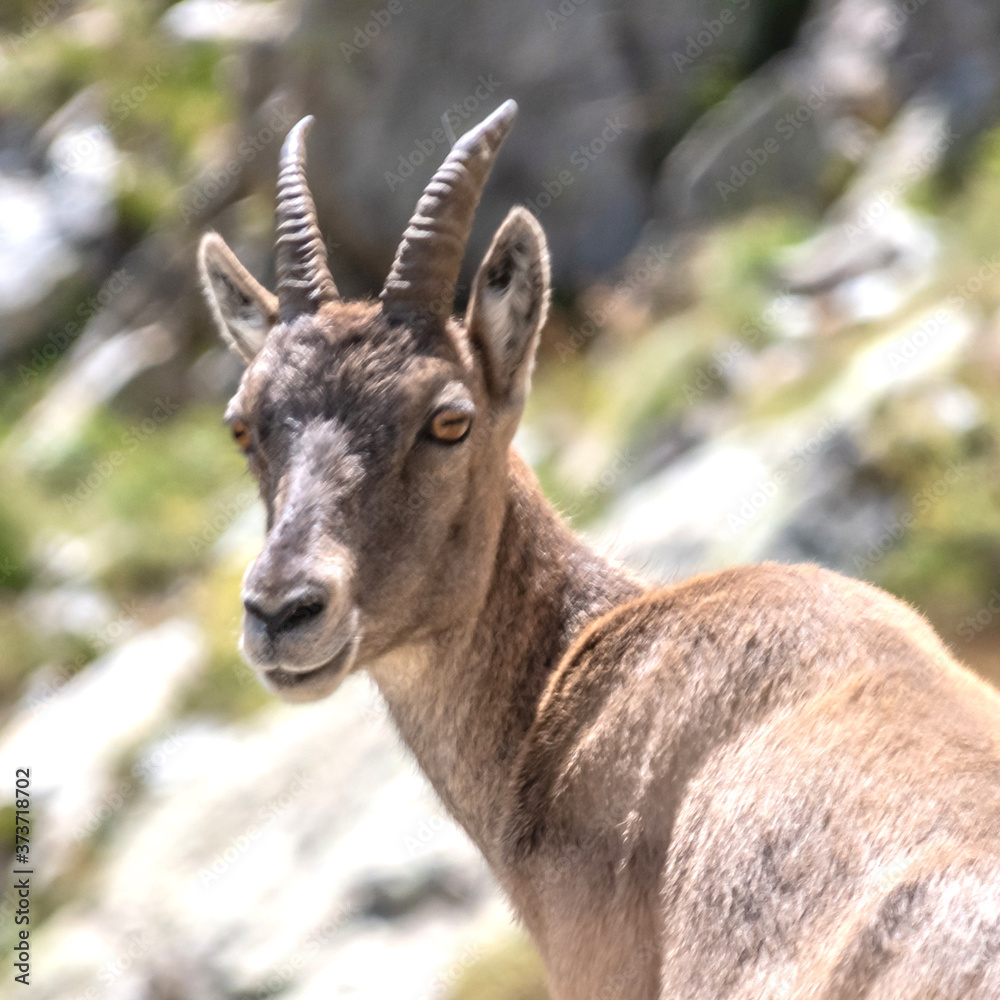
[251,633,361,704]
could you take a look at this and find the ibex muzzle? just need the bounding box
[239,417,361,695]
[199,104,1000,999]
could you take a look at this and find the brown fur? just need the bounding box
[198,120,1000,999]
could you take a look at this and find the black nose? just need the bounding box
[244,590,327,637]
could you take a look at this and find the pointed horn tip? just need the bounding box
[454,99,518,154]
[282,115,315,152]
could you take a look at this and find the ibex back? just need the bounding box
[198,102,1000,999]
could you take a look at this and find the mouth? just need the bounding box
[259,631,361,701]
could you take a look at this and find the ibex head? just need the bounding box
[198,101,550,702]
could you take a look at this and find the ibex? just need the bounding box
[198,102,1000,999]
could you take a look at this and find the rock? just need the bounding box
[15,676,511,1000]
[160,0,295,44]
[11,322,177,471]
[0,619,205,886]
[188,0,804,292]
[658,0,1000,224]
[0,175,79,348]
[0,91,119,357]
[596,302,977,581]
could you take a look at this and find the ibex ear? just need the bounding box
[466,207,550,403]
[198,233,278,363]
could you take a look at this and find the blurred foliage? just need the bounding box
[449,933,549,1000]
[0,0,233,239]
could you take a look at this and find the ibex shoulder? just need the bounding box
[503,562,968,861]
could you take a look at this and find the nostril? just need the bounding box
[244,593,328,636]
[285,602,325,629]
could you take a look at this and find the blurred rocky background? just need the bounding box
[2,0,1000,996]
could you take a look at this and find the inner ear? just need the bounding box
[198,233,278,363]
[465,207,551,402]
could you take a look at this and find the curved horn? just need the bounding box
[381,100,518,323]
[275,115,338,322]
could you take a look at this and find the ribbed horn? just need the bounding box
[380,99,518,323]
[275,115,338,322]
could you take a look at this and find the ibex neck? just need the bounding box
[369,452,643,860]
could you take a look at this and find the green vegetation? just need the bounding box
[449,933,549,1000]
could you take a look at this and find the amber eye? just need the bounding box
[429,408,472,444]
[231,420,253,454]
